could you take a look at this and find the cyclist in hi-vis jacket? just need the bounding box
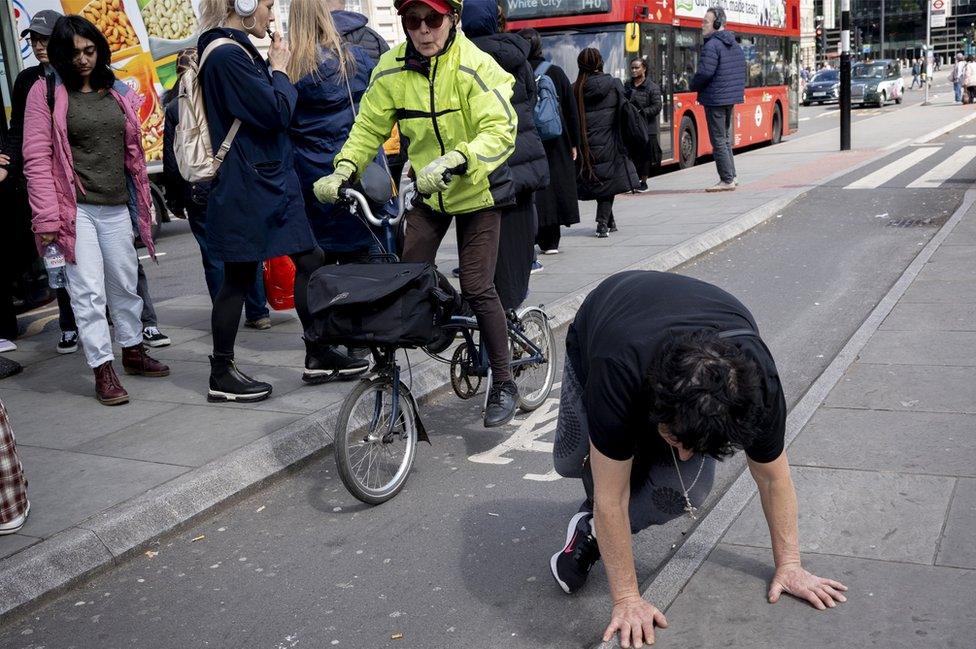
[314,0,522,428]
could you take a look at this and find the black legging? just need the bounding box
[212,247,324,359]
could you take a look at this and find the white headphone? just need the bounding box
[235,0,258,17]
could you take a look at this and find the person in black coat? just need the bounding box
[197,0,364,402]
[624,57,662,192]
[574,48,638,238]
[519,28,580,254]
[328,2,390,65]
[462,0,549,310]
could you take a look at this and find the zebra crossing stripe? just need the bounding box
[845,147,940,189]
[907,146,976,189]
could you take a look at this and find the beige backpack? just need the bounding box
[175,38,250,183]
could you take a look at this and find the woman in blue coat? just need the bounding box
[197,0,367,403]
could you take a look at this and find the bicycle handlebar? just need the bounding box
[340,182,416,227]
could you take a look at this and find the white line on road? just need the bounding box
[798,117,811,122]
[138,252,167,260]
[907,146,976,188]
[883,138,912,151]
[845,146,940,189]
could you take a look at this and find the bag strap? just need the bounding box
[534,61,552,79]
[342,64,396,192]
[199,38,253,164]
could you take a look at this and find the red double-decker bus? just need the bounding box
[507,0,802,169]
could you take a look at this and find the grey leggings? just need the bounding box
[553,360,716,533]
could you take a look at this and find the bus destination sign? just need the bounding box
[508,0,612,21]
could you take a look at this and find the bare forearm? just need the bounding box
[757,475,801,568]
[594,503,640,603]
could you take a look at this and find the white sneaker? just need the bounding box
[705,181,737,192]
[540,249,560,255]
[0,501,30,535]
[0,339,17,353]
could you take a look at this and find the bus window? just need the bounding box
[539,26,628,83]
[673,28,700,93]
[740,36,764,87]
[764,37,785,86]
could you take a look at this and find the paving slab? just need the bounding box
[661,544,976,649]
[0,535,41,562]
[857,330,976,366]
[936,478,976,569]
[723,466,954,564]
[880,301,976,331]
[826,363,976,414]
[789,408,976,477]
[899,278,976,303]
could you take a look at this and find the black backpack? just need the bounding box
[618,88,650,163]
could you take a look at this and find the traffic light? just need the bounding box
[815,17,826,54]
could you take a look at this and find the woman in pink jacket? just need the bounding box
[23,15,169,406]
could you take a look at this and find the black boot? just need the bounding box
[302,338,370,385]
[208,355,272,403]
[484,380,519,428]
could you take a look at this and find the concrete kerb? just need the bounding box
[590,186,976,649]
[0,134,939,622]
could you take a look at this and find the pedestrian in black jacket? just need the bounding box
[520,28,580,255]
[574,48,638,238]
[624,57,662,192]
[463,0,549,310]
[327,1,389,64]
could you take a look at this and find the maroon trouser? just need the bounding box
[402,205,512,383]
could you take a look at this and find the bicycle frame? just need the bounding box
[440,313,549,378]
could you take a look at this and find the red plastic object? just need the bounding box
[263,256,296,311]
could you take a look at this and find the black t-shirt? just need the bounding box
[566,271,786,464]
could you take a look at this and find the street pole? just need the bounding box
[840,0,851,150]
[881,0,885,59]
[924,0,932,105]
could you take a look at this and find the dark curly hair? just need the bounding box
[643,329,764,459]
[48,15,116,92]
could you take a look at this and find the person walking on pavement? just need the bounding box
[624,57,662,193]
[162,50,272,330]
[964,55,976,104]
[573,48,638,238]
[23,16,170,406]
[518,28,579,256]
[196,0,367,402]
[326,0,390,64]
[910,59,921,89]
[951,52,966,103]
[0,398,30,536]
[462,0,549,308]
[690,6,745,192]
[314,0,523,428]
[549,270,849,648]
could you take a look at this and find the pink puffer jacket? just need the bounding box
[22,76,155,264]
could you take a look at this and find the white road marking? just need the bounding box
[883,138,912,151]
[845,146,940,189]
[798,117,811,122]
[467,400,559,465]
[907,146,976,188]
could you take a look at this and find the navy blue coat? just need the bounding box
[290,44,382,253]
[690,30,746,107]
[198,28,315,262]
[331,11,389,64]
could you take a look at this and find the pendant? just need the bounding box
[684,497,698,520]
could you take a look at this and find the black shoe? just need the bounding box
[550,511,601,594]
[58,330,79,354]
[596,224,609,238]
[303,339,370,384]
[484,380,518,428]
[637,180,649,192]
[208,355,272,403]
[608,222,618,233]
[142,326,171,348]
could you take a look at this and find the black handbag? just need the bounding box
[307,262,450,348]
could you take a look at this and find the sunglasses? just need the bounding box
[403,12,446,31]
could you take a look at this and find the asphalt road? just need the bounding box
[4,103,976,648]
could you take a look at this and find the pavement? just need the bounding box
[622,186,976,649]
[1,96,975,621]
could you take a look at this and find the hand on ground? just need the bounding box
[603,595,668,648]
[768,564,848,610]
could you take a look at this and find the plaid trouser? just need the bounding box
[0,398,28,524]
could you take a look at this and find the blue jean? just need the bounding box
[187,205,268,321]
[955,81,964,102]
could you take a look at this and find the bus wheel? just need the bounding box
[678,116,697,169]
[771,105,783,145]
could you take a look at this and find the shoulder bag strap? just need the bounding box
[200,38,253,163]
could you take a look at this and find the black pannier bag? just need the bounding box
[307,262,449,348]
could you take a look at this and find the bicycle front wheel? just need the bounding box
[335,377,418,505]
[512,306,557,412]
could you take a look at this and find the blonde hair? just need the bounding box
[198,0,235,31]
[287,0,354,82]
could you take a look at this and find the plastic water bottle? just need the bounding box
[43,243,67,289]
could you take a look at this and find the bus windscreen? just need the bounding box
[539,27,628,83]
[508,0,612,21]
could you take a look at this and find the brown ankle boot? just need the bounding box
[94,361,129,406]
[122,344,170,377]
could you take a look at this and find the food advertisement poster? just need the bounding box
[12,0,203,162]
[675,0,786,29]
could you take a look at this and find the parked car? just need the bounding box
[851,59,904,108]
[803,69,840,105]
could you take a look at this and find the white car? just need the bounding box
[851,60,904,108]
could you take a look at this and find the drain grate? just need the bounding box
[886,216,945,228]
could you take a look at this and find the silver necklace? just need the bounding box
[670,446,706,520]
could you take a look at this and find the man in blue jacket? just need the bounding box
[690,7,745,192]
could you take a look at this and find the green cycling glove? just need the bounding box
[416,150,467,196]
[313,161,356,204]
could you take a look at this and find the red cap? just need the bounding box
[396,0,453,16]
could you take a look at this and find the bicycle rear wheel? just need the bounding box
[335,377,418,505]
[511,306,557,412]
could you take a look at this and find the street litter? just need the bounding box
[144,551,158,559]
[488,512,499,517]
[391,633,404,640]
[191,535,206,542]
[256,505,266,513]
